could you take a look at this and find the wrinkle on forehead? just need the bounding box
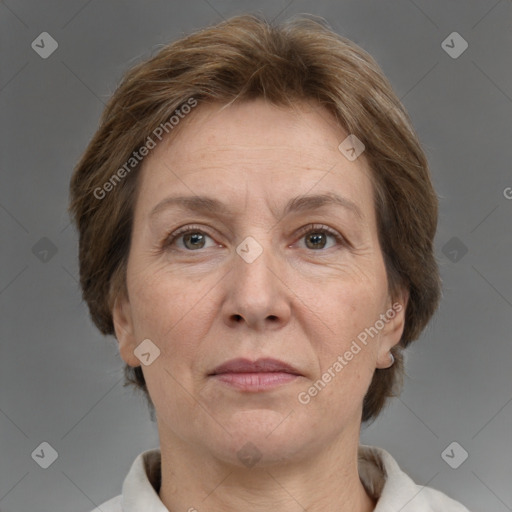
[136,98,376,228]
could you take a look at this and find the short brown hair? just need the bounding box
[69,13,441,424]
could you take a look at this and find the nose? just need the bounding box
[221,236,292,331]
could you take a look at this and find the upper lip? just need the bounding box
[209,358,302,376]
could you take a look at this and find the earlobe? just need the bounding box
[112,293,140,367]
[376,351,395,369]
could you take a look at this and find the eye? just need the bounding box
[295,224,346,250]
[162,223,347,252]
[163,225,217,251]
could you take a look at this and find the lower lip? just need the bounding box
[211,372,299,391]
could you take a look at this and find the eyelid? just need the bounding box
[162,222,349,252]
[161,224,217,248]
[293,223,349,248]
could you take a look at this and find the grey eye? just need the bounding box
[305,232,328,249]
[182,232,208,250]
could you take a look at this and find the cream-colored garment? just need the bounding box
[90,445,471,512]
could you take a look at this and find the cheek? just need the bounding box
[127,267,217,372]
[306,290,380,413]
[303,274,386,398]
[127,264,202,334]
[315,275,385,341]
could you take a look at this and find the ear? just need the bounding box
[375,288,409,369]
[112,290,140,367]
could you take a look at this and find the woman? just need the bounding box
[69,14,471,512]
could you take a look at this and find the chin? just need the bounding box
[207,409,317,467]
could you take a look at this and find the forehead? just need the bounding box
[136,99,375,219]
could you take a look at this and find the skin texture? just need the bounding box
[113,98,408,512]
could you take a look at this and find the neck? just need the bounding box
[158,424,376,512]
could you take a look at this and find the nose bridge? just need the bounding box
[223,230,290,329]
[234,231,278,298]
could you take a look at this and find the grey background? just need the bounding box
[1,1,511,511]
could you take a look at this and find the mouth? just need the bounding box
[208,358,303,392]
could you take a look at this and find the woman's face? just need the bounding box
[114,98,407,466]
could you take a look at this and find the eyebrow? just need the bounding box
[149,192,363,221]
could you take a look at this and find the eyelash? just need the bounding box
[295,224,347,248]
[162,223,348,251]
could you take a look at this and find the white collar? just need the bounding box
[112,444,470,511]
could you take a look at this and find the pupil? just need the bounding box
[185,233,205,249]
[307,233,325,249]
